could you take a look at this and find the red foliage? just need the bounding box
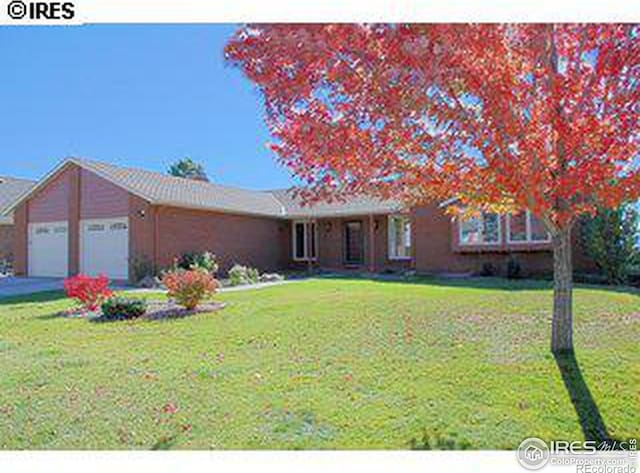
[225,24,640,233]
[162,269,218,310]
[63,274,113,311]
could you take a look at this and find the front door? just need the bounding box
[344,221,363,265]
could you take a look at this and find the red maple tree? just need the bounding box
[226,24,640,353]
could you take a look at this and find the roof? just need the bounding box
[0,176,36,223]
[270,189,402,218]
[7,158,402,219]
[74,158,287,217]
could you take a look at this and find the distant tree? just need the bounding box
[168,158,209,182]
[580,204,639,285]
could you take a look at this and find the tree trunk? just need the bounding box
[551,226,574,354]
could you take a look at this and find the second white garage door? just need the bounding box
[80,217,129,280]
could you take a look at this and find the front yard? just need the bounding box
[0,277,638,449]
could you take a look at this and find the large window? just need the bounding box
[507,210,551,243]
[459,212,501,245]
[292,221,317,261]
[388,215,412,259]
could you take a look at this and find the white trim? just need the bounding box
[387,214,412,260]
[458,212,502,246]
[292,220,317,262]
[506,210,552,244]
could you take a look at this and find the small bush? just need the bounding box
[64,274,113,311]
[176,252,219,274]
[506,255,522,279]
[130,254,157,282]
[480,262,497,277]
[228,264,260,286]
[162,269,218,310]
[101,297,147,320]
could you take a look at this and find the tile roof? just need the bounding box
[75,158,401,218]
[0,176,36,220]
[9,158,402,219]
[74,158,287,218]
[269,188,402,218]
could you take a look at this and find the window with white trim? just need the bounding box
[507,210,551,243]
[292,221,317,261]
[459,212,501,245]
[388,215,412,259]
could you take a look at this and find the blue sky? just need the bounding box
[0,24,294,190]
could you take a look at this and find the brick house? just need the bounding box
[0,176,36,267]
[7,158,593,281]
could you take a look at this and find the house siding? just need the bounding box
[0,224,14,262]
[154,206,288,274]
[80,168,129,219]
[413,203,593,276]
[28,170,71,222]
[285,215,412,273]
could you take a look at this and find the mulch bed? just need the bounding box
[56,300,226,322]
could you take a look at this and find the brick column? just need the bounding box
[68,166,81,276]
[13,203,28,276]
[368,214,375,273]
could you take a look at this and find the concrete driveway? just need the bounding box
[0,276,65,299]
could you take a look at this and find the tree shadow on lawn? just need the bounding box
[0,290,67,306]
[317,273,640,296]
[554,352,623,447]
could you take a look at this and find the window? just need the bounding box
[388,215,412,259]
[87,224,105,232]
[292,221,317,261]
[53,226,67,234]
[507,210,551,243]
[110,222,127,231]
[35,227,50,235]
[459,213,501,245]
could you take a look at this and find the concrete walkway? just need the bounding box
[0,276,65,298]
[0,275,303,300]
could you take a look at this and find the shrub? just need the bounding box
[176,251,219,274]
[479,262,497,277]
[579,205,639,285]
[130,254,157,283]
[162,269,218,310]
[228,264,260,286]
[64,274,113,311]
[101,297,147,320]
[506,255,522,279]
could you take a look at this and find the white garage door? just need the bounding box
[80,217,129,280]
[28,221,69,277]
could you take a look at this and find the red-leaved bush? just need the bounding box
[162,269,218,310]
[63,274,113,311]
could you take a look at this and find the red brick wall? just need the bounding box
[80,168,129,219]
[29,170,71,222]
[413,203,593,276]
[0,224,14,262]
[154,206,289,274]
[13,204,27,276]
[285,216,412,273]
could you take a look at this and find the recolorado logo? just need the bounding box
[7,1,75,20]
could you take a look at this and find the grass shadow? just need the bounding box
[554,352,620,447]
[0,290,67,305]
[317,273,640,296]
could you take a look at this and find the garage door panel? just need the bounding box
[28,221,69,277]
[80,217,129,280]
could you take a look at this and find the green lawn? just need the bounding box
[0,277,638,449]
